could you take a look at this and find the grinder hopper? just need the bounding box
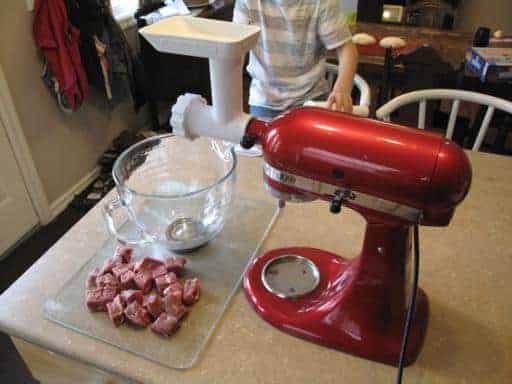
[140,16,260,143]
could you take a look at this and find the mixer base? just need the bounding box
[243,224,430,366]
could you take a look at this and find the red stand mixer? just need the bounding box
[241,109,471,366]
[140,16,472,370]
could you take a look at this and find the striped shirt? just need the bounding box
[233,0,352,110]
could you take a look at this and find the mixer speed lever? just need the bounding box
[330,189,353,214]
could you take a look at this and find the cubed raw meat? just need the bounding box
[163,281,183,299]
[84,247,199,334]
[163,289,187,319]
[85,286,117,312]
[134,257,164,273]
[114,246,133,263]
[124,301,151,327]
[143,293,163,318]
[119,289,143,305]
[165,257,187,277]
[96,273,119,291]
[134,271,153,293]
[112,263,133,278]
[99,259,115,275]
[152,265,168,279]
[119,270,136,290]
[86,267,100,289]
[99,256,125,275]
[150,313,180,337]
[112,263,132,278]
[106,295,125,327]
[154,272,177,294]
[183,278,201,306]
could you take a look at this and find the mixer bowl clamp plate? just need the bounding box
[261,254,320,299]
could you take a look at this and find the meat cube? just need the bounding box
[99,256,124,275]
[112,263,132,278]
[86,267,100,289]
[150,313,180,337]
[165,257,187,277]
[99,258,115,275]
[154,272,177,294]
[124,301,151,327]
[114,246,133,264]
[134,257,164,273]
[152,265,168,279]
[143,293,164,318]
[119,289,144,305]
[163,281,183,299]
[106,295,125,327]
[96,273,119,291]
[163,289,187,319]
[119,270,136,290]
[134,271,153,293]
[183,278,201,306]
[85,286,117,312]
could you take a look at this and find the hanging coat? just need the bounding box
[65,0,145,111]
[33,0,89,110]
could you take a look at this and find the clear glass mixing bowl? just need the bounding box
[103,134,236,252]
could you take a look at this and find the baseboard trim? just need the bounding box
[49,166,101,220]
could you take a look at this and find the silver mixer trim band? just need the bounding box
[263,162,422,222]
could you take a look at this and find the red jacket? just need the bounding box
[33,0,88,110]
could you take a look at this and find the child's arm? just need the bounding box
[326,42,359,113]
[317,0,358,113]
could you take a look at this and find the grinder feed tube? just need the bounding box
[170,57,253,144]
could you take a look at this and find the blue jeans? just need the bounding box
[249,105,284,120]
[250,93,328,120]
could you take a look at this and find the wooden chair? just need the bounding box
[376,89,512,151]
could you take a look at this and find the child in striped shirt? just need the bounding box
[233,0,358,119]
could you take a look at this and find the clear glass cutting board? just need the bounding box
[44,196,278,369]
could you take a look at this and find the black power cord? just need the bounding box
[396,224,420,384]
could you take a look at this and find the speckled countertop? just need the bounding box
[0,152,511,383]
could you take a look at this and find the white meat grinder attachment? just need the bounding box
[139,16,261,144]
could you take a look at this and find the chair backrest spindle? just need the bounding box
[473,106,495,151]
[418,100,427,129]
[446,99,460,140]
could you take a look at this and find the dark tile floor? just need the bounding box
[0,206,88,294]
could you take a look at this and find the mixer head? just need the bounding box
[245,108,472,226]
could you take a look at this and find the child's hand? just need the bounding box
[326,90,353,114]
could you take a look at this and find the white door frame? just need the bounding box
[0,64,52,224]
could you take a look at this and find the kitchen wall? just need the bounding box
[0,1,146,206]
[455,0,512,33]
